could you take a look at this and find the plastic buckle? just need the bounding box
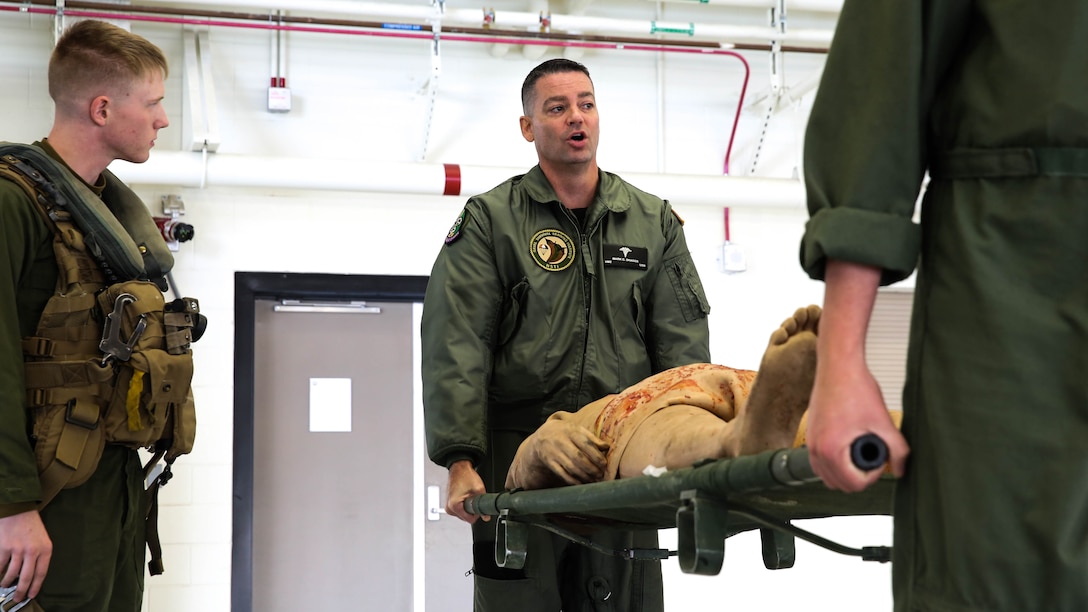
[64,398,100,430]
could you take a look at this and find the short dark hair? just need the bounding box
[48,20,168,108]
[521,58,592,115]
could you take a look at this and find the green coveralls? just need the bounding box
[801,2,1088,610]
[422,165,711,611]
[0,141,147,612]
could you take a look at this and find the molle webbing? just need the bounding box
[0,145,200,577]
[929,147,1088,180]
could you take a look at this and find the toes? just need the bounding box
[792,306,810,327]
[793,304,822,333]
[803,304,821,333]
[779,316,799,335]
[768,326,789,346]
[771,305,823,347]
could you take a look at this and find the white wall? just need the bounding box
[0,2,894,610]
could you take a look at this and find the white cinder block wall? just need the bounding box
[0,2,896,610]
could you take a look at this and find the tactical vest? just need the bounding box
[0,143,203,576]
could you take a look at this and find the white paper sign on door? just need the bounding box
[309,377,352,432]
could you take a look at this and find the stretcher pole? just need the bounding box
[465,436,887,518]
[464,436,890,575]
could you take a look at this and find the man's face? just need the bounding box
[103,71,169,164]
[520,71,599,172]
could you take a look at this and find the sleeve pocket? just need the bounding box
[665,254,711,322]
[631,281,646,342]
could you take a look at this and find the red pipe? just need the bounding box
[442,163,461,197]
[0,4,749,173]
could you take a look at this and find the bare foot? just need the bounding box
[723,305,821,456]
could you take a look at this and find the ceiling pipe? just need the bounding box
[117,0,834,48]
[654,0,843,14]
[2,1,754,173]
[6,1,828,53]
[0,1,805,208]
[110,151,805,209]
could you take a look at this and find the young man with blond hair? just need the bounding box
[0,19,173,611]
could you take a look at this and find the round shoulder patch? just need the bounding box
[530,229,576,272]
[445,208,469,245]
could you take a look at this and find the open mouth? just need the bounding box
[570,133,586,142]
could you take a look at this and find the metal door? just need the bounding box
[249,297,472,611]
[413,305,475,611]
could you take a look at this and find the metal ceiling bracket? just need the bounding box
[418,15,442,161]
[183,28,221,153]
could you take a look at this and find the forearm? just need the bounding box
[807,258,908,490]
[816,259,882,371]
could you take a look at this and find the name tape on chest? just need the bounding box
[603,244,648,270]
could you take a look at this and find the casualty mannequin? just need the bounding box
[507,305,899,490]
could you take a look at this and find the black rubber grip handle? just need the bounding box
[850,433,888,472]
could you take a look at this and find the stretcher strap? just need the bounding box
[509,515,671,561]
[727,502,891,562]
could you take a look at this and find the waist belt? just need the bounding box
[930,147,1088,180]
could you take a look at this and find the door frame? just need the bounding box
[232,272,428,612]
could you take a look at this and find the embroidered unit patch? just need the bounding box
[530,228,576,271]
[445,208,469,245]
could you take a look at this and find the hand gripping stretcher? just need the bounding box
[465,435,893,576]
[0,585,30,612]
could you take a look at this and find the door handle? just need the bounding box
[427,485,447,521]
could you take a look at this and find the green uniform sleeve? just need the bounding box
[421,203,500,468]
[800,0,972,285]
[0,182,50,506]
[646,204,711,370]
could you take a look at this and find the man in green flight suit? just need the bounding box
[0,20,175,612]
[422,58,711,611]
[800,2,1088,611]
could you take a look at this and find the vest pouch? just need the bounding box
[96,280,168,360]
[167,388,197,459]
[96,279,196,454]
[103,348,194,450]
[31,398,106,491]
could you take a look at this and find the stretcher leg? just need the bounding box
[676,490,728,576]
[760,528,796,569]
[496,510,529,570]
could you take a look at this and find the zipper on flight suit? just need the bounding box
[559,204,595,409]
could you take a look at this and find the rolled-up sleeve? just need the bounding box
[800,0,971,285]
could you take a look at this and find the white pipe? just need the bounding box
[133,0,834,47]
[110,151,804,208]
[656,0,843,13]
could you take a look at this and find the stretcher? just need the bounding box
[465,435,894,576]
